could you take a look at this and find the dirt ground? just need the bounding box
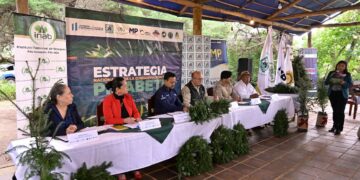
[0,101,16,168]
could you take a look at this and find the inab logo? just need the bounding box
[29,21,56,46]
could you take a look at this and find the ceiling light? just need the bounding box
[250,20,255,25]
[278,3,282,9]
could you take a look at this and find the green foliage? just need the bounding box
[71,162,115,180]
[189,101,214,124]
[273,109,289,137]
[308,11,359,80]
[292,56,311,88]
[297,77,312,116]
[3,60,70,180]
[209,99,231,116]
[265,83,298,94]
[176,136,213,177]
[0,80,15,101]
[315,78,328,113]
[232,124,249,155]
[210,125,235,164]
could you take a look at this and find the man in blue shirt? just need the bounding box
[154,72,183,115]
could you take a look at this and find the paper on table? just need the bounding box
[80,125,112,132]
[148,114,172,119]
[123,123,139,129]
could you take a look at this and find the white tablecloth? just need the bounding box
[8,96,294,180]
[222,96,295,129]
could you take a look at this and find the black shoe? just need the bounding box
[328,128,335,133]
[334,130,341,135]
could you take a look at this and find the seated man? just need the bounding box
[234,71,259,100]
[181,71,207,111]
[154,72,183,115]
[214,70,238,101]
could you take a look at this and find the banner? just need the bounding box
[210,40,228,86]
[275,34,286,85]
[181,35,211,88]
[275,34,294,86]
[66,8,183,117]
[299,48,318,88]
[257,26,274,94]
[14,14,67,137]
[284,46,295,86]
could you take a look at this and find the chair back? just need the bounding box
[148,95,156,116]
[96,102,104,126]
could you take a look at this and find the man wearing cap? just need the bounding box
[234,71,259,100]
[181,71,208,111]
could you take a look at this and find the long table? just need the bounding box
[8,96,294,180]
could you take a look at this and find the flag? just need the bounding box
[284,46,295,86]
[275,34,287,85]
[257,26,274,95]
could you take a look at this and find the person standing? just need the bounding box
[325,60,352,135]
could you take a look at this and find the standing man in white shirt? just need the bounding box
[234,71,259,100]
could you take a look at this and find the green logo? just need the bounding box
[260,56,269,73]
[40,76,50,83]
[29,21,56,46]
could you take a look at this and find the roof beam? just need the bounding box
[278,0,312,12]
[267,0,303,19]
[164,0,309,32]
[271,4,360,21]
[179,6,188,14]
[311,21,360,28]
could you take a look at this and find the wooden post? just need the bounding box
[307,31,312,48]
[16,0,29,14]
[193,6,202,35]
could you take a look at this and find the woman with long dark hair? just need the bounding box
[325,60,353,135]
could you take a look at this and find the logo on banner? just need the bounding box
[23,106,31,113]
[39,57,50,64]
[22,86,32,94]
[22,67,33,75]
[37,94,48,101]
[56,66,66,73]
[260,56,269,73]
[105,24,114,34]
[29,21,56,46]
[72,23,78,31]
[153,30,160,37]
[40,76,51,83]
[116,25,128,35]
[129,28,138,34]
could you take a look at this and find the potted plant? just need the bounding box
[315,78,328,127]
[297,77,312,132]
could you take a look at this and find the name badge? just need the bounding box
[139,119,162,131]
[171,112,190,123]
[67,130,98,143]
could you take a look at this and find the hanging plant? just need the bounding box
[176,136,213,177]
[189,101,214,124]
[210,99,231,117]
[71,161,115,180]
[210,125,235,164]
[232,123,250,155]
[273,109,289,137]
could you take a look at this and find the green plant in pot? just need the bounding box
[3,61,70,179]
[315,78,328,127]
[297,77,312,132]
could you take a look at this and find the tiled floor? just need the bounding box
[139,113,360,180]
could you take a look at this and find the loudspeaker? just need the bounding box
[238,58,252,76]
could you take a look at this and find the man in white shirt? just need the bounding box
[233,71,259,100]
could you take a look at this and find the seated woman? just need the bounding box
[103,77,142,180]
[103,77,142,125]
[46,83,84,136]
